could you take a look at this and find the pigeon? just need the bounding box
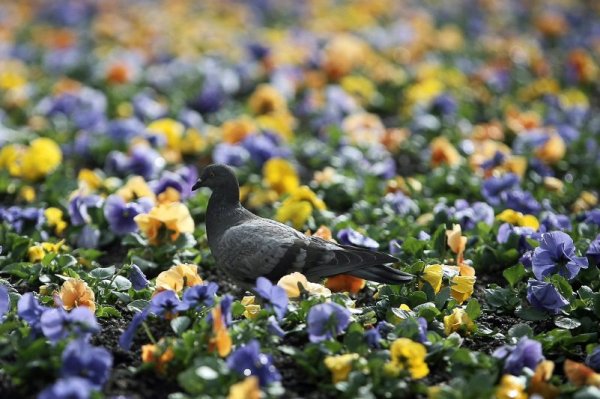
[192,164,412,286]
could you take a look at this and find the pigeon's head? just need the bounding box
[192,164,238,191]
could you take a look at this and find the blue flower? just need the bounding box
[0,285,9,321]
[241,133,290,166]
[37,376,94,399]
[179,282,218,311]
[586,234,600,266]
[41,307,100,343]
[306,302,351,343]
[493,337,544,375]
[540,213,571,232]
[584,209,600,226]
[129,264,150,290]
[254,277,288,320]
[149,290,182,317]
[220,294,233,326]
[77,225,101,249]
[226,340,281,387]
[337,228,379,249]
[152,166,198,200]
[384,192,419,216]
[119,306,150,350]
[189,81,226,114]
[212,143,250,166]
[0,206,45,234]
[17,293,49,334]
[526,279,569,314]
[586,347,600,372]
[106,118,146,143]
[105,146,165,180]
[496,223,538,253]
[60,338,112,388]
[365,327,381,348]
[532,231,588,280]
[104,195,153,235]
[502,190,541,215]
[481,173,519,206]
[68,194,103,226]
[267,316,285,338]
[454,201,495,230]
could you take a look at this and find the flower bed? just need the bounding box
[1,1,600,398]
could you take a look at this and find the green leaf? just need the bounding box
[548,274,573,298]
[554,316,581,330]
[465,299,481,320]
[402,237,426,256]
[434,287,451,309]
[1,262,34,279]
[57,254,78,268]
[431,224,447,257]
[111,275,132,291]
[90,266,116,280]
[508,323,533,339]
[127,299,149,313]
[502,264,526,287]
[515,306,548,321]
[171,316,191,335]
[96,305,122,318]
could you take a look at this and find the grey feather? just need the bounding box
[195,164,413,286]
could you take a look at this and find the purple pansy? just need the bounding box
[226,340,281,387]
[41,307,100,343]
[179,282,219,311]
[481,173,519,206]
[384,192,419,216]
[0,285,9,320]
[337,228,379,249]
[531,231,588,280]
[68,194,103,226]
[493,337,544,375]
[365,327,381,348]
[128,264,150,290]
[584,209,600,226]
[586,234,600,265]
[540,213,572,232]
[306,302,351,343]
[38,376,94,399]
[17,293,49,334]
[586,347,600,372]
[149,290,182,317]
[497,223,538,253]
[267,315,285,338]
[212,143,250,166]
[104,195,153,235]
[502,190,541,215]
[152,166,198,199]
[119,306,151,350]
[526,279,569,314]
[0,206,45,234]
[105,146,165,180]
[241,133,290,166]
[254,277,288,320]
[60,338,113,388]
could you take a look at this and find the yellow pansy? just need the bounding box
[78,169,103,191]
[180,128,206,154]
[156,264,203,293]
[384,338,429,379]
[222,117,256,144]
[450,275,476,304]
[45,207,68,235]
[421,264,443,293]
[28,240,65,262]
[276,186,326,229]
[1,138,63,181]
[496,209,539,230]
[278,272,331,298]
[495,375,527,399]
[241,296,261,319]
[256,112,295,141]
[147,118,185,150]
[248,84,287,115]
[59,278,96,313]
[535,133,565,164]
[228,377,260,399]
[443,308,475,336]
[324,353,360,383]
[405,78,444,106]
[341,75,376,104]
[134,202,194,245]
[117,176,156,202]
[263,158,300,195]
[19,186,36,203]
[573,191,597,213]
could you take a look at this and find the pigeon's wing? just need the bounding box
[215,219,311,284]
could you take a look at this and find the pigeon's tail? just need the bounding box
[347,264,413,284]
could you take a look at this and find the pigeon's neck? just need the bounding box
[206,183,247,243]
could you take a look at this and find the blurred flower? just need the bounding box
[276,186,326,229]
[337,228,379,249]
[105,145,165,180]
[430,137,461,167]
[365,327,381,348]
[443,308,475,335]
[28,240,65,262]
[228,376,260,399]
[117,176,156,202]
[179,282,218,311]
[384,338,429,379]
[446,224,467,260]
[450,275,475,304]
[263,158,299,195]
[495,375,527,399]
[227,340,281,387]
[0,285,10,320]
[59,278,96,313]
[573,191,597,213]
[249,84,287,115]
[209,299,232,357]
[61,338,112,388]
[586,347,600,372]
[421,264,443,293]
[564,359,600,388]
[526,279,569,314]
[277,272,331,298]
[38,376,94,399]
[213,143,250,167]
[68,193,103,226]
[535,133,565,164]
[307,302,351,343]
[41,307,100,343]
[104,195,153,235]
[141,341,174,374]
[531,231,588,280]
[17,293,48,334]
[0,138,62,181]
[45,207,68,235]
[481,173,519,206]
[529,360,560,399]
[255,277,288,320]
[129,265,149,290]
[325,274,366,294]
[0,206,45,233]
[119,307,151,350]
[134,202,195,245]
[496,209,539,230]
[493,337,544,375]
[502,190,541,215]
[384,192,419,216]
[222,117,256,144]
[147,118,184,152]
[241,133,290,167]
[324,353,360,383]
[77,225,100,249]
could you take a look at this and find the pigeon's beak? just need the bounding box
[192,179,204,191]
